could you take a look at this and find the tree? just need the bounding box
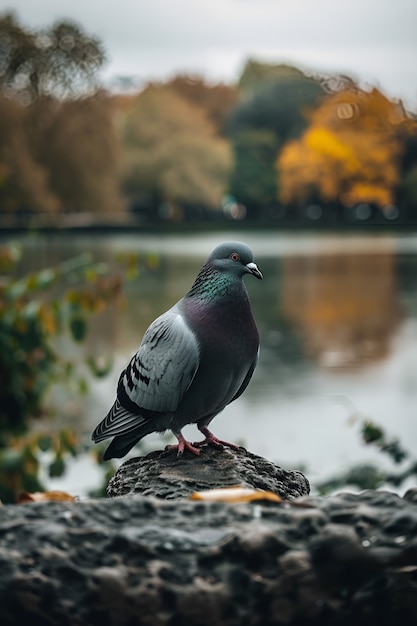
[278,87,417,209]
[0,13,123,214]
[228,65,324,143]
[226,62,324,211]
[32,94,123,213]
[238,59,308,96]
[167,75,239,133]
[397,127,417,210]
[0,97,60,212]
[122,85,232,210]
[0,13,105,104]
[229,130,280,209]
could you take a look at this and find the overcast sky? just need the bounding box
[4,0,417,108]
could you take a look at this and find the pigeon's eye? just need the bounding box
[231,252,240,262]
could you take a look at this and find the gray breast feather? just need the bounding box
[123,308,200,413]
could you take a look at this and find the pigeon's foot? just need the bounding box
[165,432,201,457]
[194,426,241,450]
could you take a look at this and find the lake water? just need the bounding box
[6,230,417,494]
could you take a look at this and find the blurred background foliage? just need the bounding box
[0,240,154,502]
[0,13,104,103]
[278,87,415,209]
[316,418,417,493]
[0,13,416,223]
[121,84,232,210]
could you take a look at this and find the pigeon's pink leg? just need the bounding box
[165,431,201,456]
[194,426,241,450]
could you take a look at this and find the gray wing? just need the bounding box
[122,306,200,413]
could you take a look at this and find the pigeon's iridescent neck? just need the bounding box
[186,264,243,301]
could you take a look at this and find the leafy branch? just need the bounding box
[317,397,416,493]
[0,241,153,502]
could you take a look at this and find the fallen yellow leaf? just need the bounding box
[189,486,282,504]
[17,490,78,503]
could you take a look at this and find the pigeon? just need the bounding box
[92,241,262,460]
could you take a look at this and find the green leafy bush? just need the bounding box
[0,242,149,502]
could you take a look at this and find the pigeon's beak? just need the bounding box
[246,262,263,280]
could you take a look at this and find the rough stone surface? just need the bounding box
[1,488,417,625]
[107,446,310,500]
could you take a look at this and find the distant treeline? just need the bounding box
[1,13,417,223]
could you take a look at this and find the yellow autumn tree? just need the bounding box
[278,88,415,209]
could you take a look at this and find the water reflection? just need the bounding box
[281,251,400,368]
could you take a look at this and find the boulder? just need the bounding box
[0,449,416,625]
[107,446,310,499]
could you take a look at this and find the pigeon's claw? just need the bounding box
[194,426,241,451]
[166,432,201,457]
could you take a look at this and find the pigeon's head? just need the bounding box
[207,242,263,280]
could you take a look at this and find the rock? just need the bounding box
[107,446,310,499]
[0,489,417,625]
[1,448,417,625]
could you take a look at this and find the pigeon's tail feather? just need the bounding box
[92,398,157,460]
[92,399,150,443]
[102,431,145,460]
